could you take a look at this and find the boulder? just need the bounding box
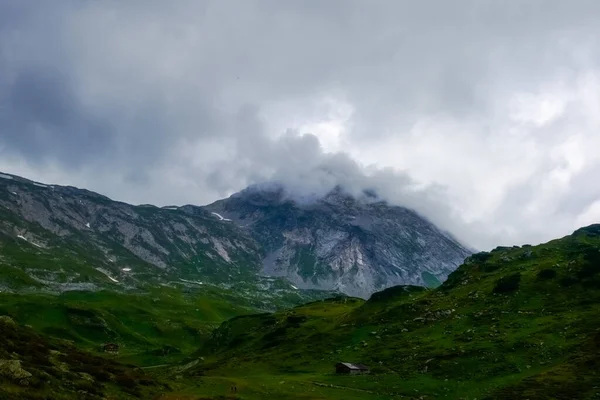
[0,359,33,383]
[0,316,16,326]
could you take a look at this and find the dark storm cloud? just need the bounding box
[2,0,600,249]
[1,67,115,164]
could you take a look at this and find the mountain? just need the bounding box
[174,224,600,400]
[206,184,472,297]
[1,172,471,298]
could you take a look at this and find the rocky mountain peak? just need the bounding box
[207,182,473,298]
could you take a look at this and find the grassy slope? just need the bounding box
[0,232,334,367]
[0,286,255,367]
[0,316,168,400]
[0,284,332,368]
[165,225,600,399]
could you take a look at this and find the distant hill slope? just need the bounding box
[0,171,262,288]
[206,184,472,297]
[180,224,600,399]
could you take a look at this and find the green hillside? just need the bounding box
[163,225,600,399]
[2,224,600,399]
[0,287,254,367]
[0,316,167,400]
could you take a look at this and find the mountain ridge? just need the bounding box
[1,171,471,298]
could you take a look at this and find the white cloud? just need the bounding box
[1,0,600,250]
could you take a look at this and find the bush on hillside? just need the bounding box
[559,276,578,287]
[578,250,600,279]
[440,268,468,291]
[286,314,308,325]
[493,273,521,294]
[470,252,492,263]
[537,268,557,280]
[574,224,600,237]
[368,285,425,303]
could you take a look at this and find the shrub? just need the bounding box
[74,380,103,396]
[440,268,468,291]
[286,315,307,325]
[114,373,137,389]
[581,277,600,289]
[368,285,426,302]
[481,263,502,273]
[577,262,600,279]
[138,377,156,386]
[493,273,521,294]
[470,252,492,263]
[559,276,578,287]
[537,268,557,280]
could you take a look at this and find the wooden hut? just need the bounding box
[335,362,370,374]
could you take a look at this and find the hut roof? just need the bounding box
[337,362,369,370]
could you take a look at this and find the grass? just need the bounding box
[161,224,600,399]
[0,316,168,399]
[0,286,255,367]
[3,221,600,399]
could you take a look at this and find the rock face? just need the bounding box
[206,184,472,298]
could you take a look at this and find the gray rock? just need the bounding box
[0,359,33,381]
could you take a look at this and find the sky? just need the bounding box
[1,0,600,250]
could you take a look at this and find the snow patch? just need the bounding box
[211,212,232,221]
[11,191,17,195]
[163,206,179,210]
[291,285,298,290]
[0,173,13,180]
[17,234,42,248]
[33,182,48,188]
[85,222,91,228]
[122,268,131,272]
[179,278,203,285]
[96,268,119,283]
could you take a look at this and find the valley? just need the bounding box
[1,173,599,399]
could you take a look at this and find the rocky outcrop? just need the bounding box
[0,359,32,384]
[206,184,472,298]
